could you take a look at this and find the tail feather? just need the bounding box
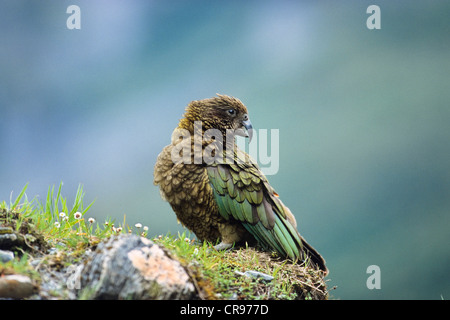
[276,198,328,275]
[299,235,328,275]
[244,214,328,275]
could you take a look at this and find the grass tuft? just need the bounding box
[154,232,329,300]
[1,183,328,300]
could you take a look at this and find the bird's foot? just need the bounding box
[213,242,234,251]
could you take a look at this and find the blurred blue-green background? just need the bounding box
[1,1,449,299]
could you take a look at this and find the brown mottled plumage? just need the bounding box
[153,94,327,274]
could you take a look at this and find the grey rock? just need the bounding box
[0,249,14,263]
[73,234,197,300]
[234,270,274,282]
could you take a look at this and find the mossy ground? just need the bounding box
[1,184,329,300]
[155,234,328,300]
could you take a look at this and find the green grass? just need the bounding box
[1,183,328,300]
[0,183,145,291]
[154,233,328,299]
[1,183,147,250]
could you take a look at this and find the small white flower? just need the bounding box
[158,235,163,240]
[59,212,66,218]
[143,226,148,231]
[54,222,61,228]
[193,248,199,256]
[184,237,190,243]
[135,223,142,229]
[74,212,82,219]
[116,227,122,233]
[62,216,69,222]
[88,217,95,224]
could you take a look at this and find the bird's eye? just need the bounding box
[227,109,236,116]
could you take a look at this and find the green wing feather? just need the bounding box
[207,149,327,275]
[206,151,306,261]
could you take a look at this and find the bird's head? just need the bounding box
[179,94,253,142]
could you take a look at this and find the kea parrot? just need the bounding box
[154,94,327,274]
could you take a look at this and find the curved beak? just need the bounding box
[234,114,253,142]
[242,119,253,142]
[235,117,253,143]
